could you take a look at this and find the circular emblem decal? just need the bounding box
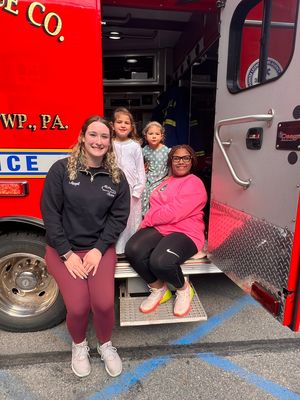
[245,58,283,87]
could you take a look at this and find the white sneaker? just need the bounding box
[71,339,91,377]
[97,341,122,377]
[174,279,195,317]
[140,284,172,313]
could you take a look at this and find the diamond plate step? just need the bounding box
[119,283,207,326]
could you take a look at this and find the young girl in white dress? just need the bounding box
[112,107,146,255]
[141,121,170,216]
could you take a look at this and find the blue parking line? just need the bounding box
[0,371,37,400]
[197,353,300,400]
[172,295,257,345]
[88,356,170,400]
[88,295,255,399]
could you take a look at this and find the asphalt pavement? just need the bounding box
[1,274,300,400]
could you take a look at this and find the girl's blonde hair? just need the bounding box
[67,115,121,184]
[112,107,140,141]
[142,121,165,143]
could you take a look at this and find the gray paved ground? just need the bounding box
[1,274,300,400]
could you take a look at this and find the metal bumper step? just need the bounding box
[115,256,221,278]
[119,283,207,326]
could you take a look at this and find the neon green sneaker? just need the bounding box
[140,284,172,313]
[174,279,195,317]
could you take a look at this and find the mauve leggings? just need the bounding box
[45,245,116,344]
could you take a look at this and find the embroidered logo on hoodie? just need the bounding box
[69,181,80,187]
[101,185,116,197]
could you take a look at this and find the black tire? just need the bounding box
[0,231,66,332]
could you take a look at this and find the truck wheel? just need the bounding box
[0,231,66,332]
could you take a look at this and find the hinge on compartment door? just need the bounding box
[216,0,226,8]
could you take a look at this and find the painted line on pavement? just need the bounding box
[88,295,256,399]
[171,295,257,345]
[88,356,170,400]
[197,353,300,400]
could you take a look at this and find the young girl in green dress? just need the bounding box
[142,121,170,216]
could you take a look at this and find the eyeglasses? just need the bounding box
[171,155,192,163]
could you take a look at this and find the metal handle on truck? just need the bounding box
[215,109,274,188]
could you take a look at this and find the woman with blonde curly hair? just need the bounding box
[41,115,130,379]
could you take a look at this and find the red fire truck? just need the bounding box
[0,0,299,332]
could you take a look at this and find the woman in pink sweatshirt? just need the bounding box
[125,144,207,317]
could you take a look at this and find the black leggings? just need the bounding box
[125,227,197,288]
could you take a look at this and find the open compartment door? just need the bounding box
[208,0,300,330]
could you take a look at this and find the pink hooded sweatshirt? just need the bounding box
[140,174,207,251]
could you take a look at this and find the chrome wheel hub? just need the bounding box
[15,271,38,291]
[0,253,59,318]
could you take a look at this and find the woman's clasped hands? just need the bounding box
[64,248,102,279]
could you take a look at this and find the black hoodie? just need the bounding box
[40,157,130,256]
